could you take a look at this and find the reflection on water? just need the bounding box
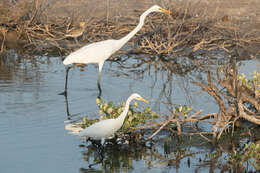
[78,129,260,172]
[79,136,191,172]
[0,49,259,173]
[108,50,235,113]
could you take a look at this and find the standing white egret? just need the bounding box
[78,93,149,145]
[60,5,171,96]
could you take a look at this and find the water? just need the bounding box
[0,50,259,172]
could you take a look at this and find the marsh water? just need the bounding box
[0,49,259,173]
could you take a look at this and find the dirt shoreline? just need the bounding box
[0,0,259,55]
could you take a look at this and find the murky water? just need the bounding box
[0,50,259,172]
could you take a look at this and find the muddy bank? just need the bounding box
[0,0,260,56]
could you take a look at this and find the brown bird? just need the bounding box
[65,22,86,43]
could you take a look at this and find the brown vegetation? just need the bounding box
[0,0,260,56]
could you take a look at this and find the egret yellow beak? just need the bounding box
[160,8,172,15]
[137,97,150,104]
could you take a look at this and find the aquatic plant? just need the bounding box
[79,95,203,145]
[228,142,260,171]
[237,71,260,93]
[81,97,160,133]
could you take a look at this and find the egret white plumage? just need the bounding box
[78,93,149,145]
[60,5,171,96]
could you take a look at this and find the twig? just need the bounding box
[0,27,7,53]
[145,114,175,141]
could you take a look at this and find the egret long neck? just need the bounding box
[117,97,133,125]
[118,9,151,47]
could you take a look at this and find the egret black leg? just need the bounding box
[88,151,103,168]
[65,66,72,94]
[88,140,104,168]
[59,66,72,96]
[97,71,102,98]
[64,94,71,119]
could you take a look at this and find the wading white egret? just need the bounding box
[78,93,149,145]
[60,5,171,96]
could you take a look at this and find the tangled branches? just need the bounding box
[192,62,259,140]
[128,62,260,142]
[1,0,260,56]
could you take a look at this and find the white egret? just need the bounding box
[78,93,149,145]
[60,5,171,96]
